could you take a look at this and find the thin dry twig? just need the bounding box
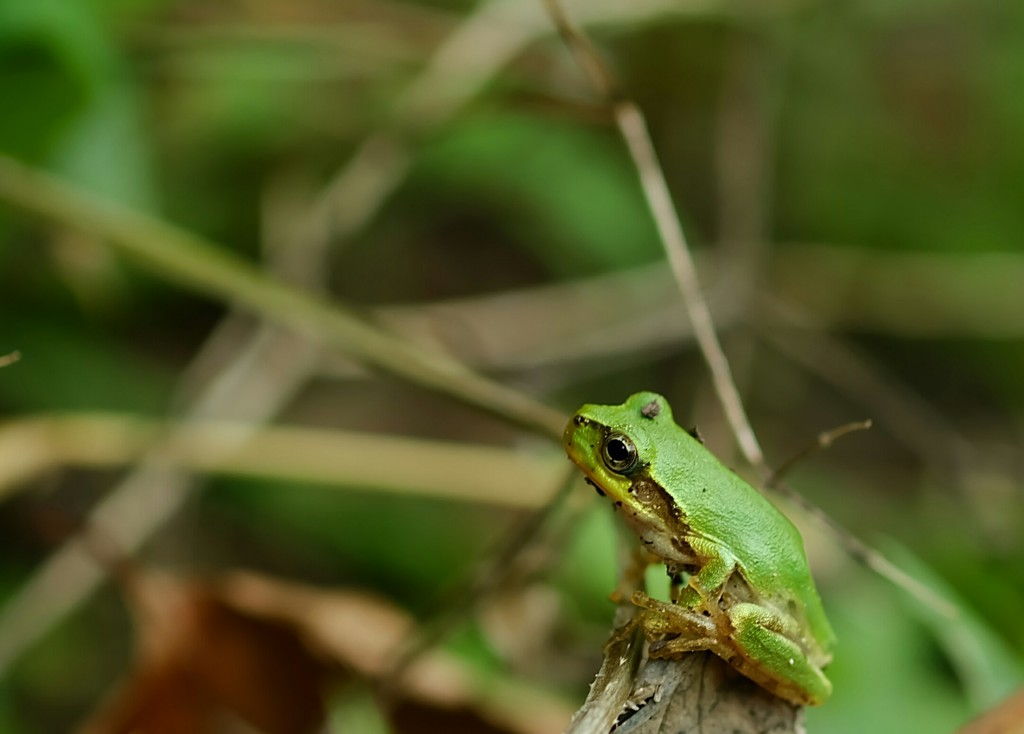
[0,155,569,437]
[542,0,959,623]
[759,419,961,619]
[767,420,874,488]
[542,0,766,473]
[0,413,565,509]
[540,6,968,731]
[756,293,977,479]
[542,6,801,727]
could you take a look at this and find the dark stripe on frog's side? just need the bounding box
[622,473,699,566]
[629,475,684,522]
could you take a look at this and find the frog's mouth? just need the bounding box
[564,449,622,499]
[582,476,607,497]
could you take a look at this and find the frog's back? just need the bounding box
[652,420,836,653]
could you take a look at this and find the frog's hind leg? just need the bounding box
[725,603,832,707]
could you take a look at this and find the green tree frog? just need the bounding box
[564,392,835,706]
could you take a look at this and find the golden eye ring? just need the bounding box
[602,432,638,474]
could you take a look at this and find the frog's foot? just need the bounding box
[630,592,732,660]
[725,603,832,707]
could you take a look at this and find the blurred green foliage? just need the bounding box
[1,0,1023,732]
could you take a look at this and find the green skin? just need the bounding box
[564,392,836,706]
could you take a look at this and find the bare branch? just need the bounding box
[0,413,565,509]
[542,0,767,473]
[767,420,874,487]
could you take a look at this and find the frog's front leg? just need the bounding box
[631,590,733,660]
[670,536,737,618]
[636,536,738,649]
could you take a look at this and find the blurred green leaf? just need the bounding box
[807,569,971,733]
[328,683,393,734]
[0,314,170,413]
[554,502,617,623]
[209,478,506,609]
[886,543,1024,712]
[53,80,157,212]
[0,0,110,160]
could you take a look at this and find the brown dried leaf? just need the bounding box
[76,565,571,734]
[958,689,1024,734]
[219,572,572,734]
[78,571,329,734]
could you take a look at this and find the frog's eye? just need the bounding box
[601,432,638,474]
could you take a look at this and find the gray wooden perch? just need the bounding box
[564,614,803,734]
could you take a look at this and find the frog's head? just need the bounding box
[563,391,670,487]
[564,393,688,551]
